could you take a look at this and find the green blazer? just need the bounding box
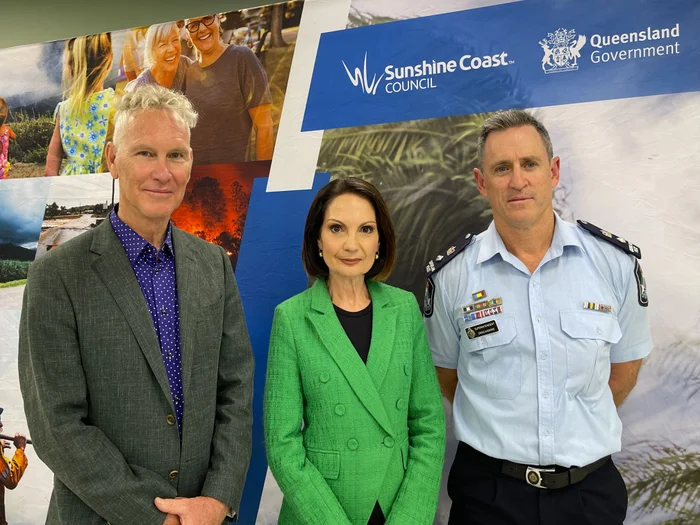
[18,219,254,524]
[264,279,445,525]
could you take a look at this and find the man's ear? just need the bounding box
[474,167,487,197]
[105,142,118,180]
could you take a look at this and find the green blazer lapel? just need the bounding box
[365,281,397,392]
[172,227,199,395]
[307,279,394,437]
[89,220,173,406]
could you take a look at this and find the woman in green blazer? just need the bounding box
[264,177,446,525]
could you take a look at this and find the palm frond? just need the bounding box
[618,441,700,520]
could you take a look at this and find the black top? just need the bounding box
[334,302,373,363]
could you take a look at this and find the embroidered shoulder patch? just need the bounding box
[423,277,435,318]
[425,232,475,278]
[635,259,649,307]
[576,220,641,259]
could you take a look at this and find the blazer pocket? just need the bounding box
[306,448,340,480]
[400,436,409,470]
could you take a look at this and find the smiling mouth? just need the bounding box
[340,258,362,264]
[145,189,172,195]
[198,33,212,42]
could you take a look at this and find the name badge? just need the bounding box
[465,320,499,339]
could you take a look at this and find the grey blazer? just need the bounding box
[18,218,254,524]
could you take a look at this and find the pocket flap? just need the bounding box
[306,448,340,480]
[560,310,622,343]
[464,314,517,351]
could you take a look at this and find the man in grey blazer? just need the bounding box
[18,85,254,525]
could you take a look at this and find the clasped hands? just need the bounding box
[156,495,230,525]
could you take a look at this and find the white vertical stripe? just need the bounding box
[266,0,352,192]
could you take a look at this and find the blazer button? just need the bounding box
[404,364,411,376]
[320,372,330,383]
[169,470,179,480]
[396,398,405,410]
[383,436,395,448]
[347,439,359,451]
[335,404,345,416]
[166,414,176,425]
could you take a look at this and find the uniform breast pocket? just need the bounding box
[463,315,520,400]
[561,310,622,398]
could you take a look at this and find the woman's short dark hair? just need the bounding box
[302,177,397,281]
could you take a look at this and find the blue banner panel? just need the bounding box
[233,173,331,523]
[302,0,700,130]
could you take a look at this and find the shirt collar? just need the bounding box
[476,211,583,265]
[109,205,174,268]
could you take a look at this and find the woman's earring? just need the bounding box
[375,252,379,260]
[319,250,323,257]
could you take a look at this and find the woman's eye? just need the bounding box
[329,224,342,233]
[361,226,375,234]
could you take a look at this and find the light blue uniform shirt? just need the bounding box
[425,213,653,467]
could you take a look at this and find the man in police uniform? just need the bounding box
[424,110,652,525]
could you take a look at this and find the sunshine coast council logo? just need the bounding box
[342,52,384,95]
[539,28,587,74]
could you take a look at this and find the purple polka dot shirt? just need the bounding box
[110,209,184,434]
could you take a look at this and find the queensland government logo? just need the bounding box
[342,52,384,95]
[539,28,587,74]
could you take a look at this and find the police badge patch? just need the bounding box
[635,259,648,307]
[423,277,435,317]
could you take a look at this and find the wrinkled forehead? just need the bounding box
[483,125,549,160]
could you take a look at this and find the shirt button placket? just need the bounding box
[531,273,555,465]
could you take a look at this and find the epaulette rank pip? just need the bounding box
[425,232,476,278]
[423,233,475,318]
[576,220,642,259]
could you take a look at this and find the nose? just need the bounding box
[343,232,359,251]
[509,165,527,191]
[151,156,171,181]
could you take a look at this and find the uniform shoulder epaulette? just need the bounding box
[576,220,641,259]
[425,232,475,278]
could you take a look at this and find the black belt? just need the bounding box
[458,442,609,489]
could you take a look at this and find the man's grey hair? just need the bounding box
[476,109,553,169]
[113,84,198,146]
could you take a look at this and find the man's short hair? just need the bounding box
[476,109,553,169]
[113,84,198,146]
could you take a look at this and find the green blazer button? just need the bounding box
[166,414,176,425]
[169,470,179,480]
[383,436,395,448]
[396,398,405,410]
[335,404,346,416]
[404,364,411,376]
[320,372,330,383]
[347,439,359,450]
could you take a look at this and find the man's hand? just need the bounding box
[155,496,229,525]
[13,434,27,450]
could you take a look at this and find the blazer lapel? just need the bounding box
[307,279,394,437]
[90,220,173,406]
[365,281,397,392]
[172,227,199,394]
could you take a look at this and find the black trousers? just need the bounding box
[448,443,628,525]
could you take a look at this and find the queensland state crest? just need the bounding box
[539,28,586,74]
